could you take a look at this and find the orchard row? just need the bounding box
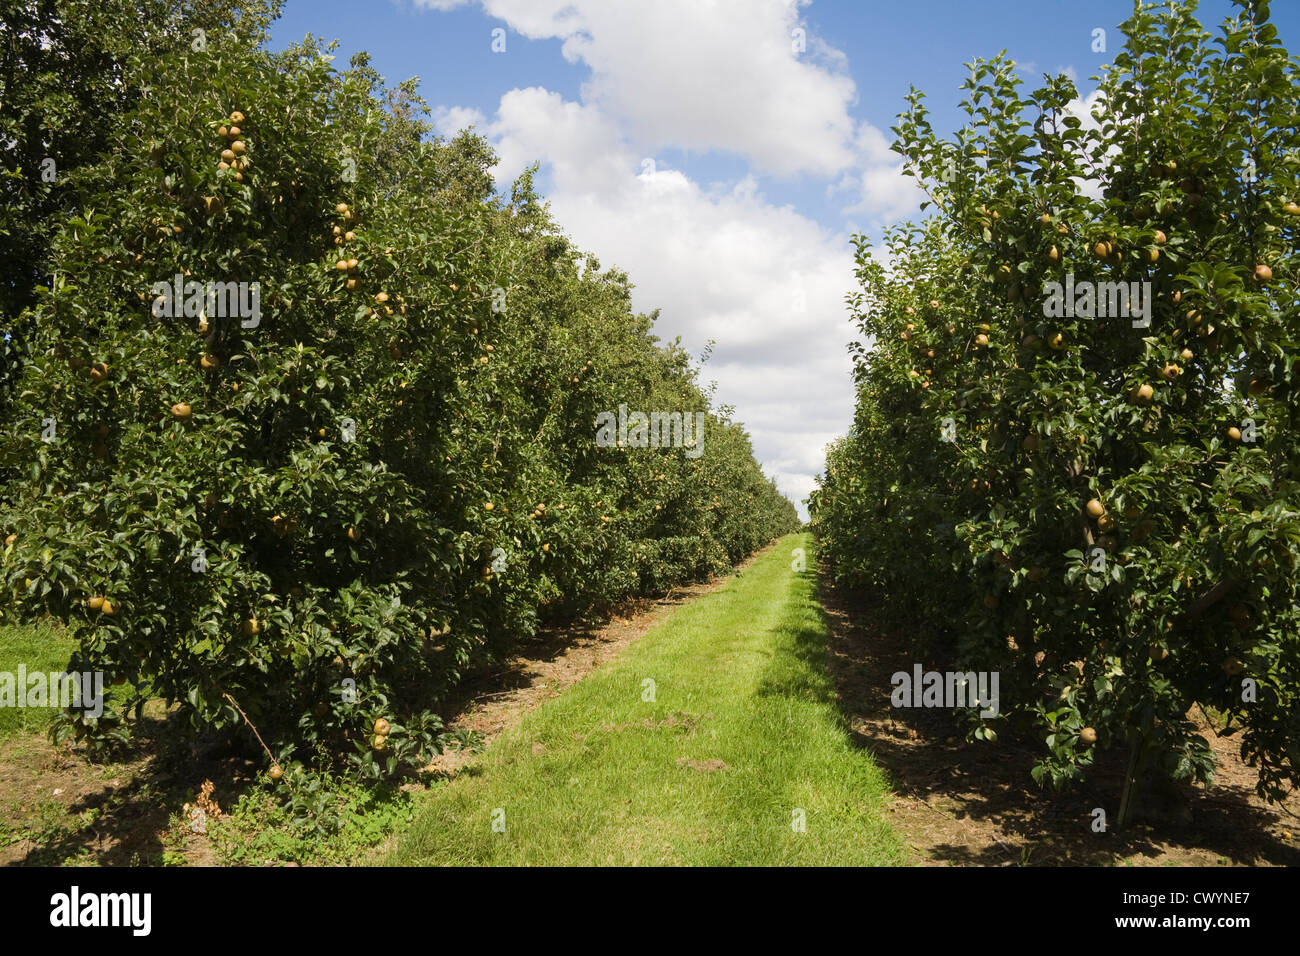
[0,6,798,777]
[811,0,1299,823]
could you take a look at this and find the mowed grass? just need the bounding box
[385,533,904,866]
[0,621,77,742]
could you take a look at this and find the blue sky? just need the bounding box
[268,0,1300,512]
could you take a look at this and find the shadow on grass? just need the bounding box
[754,583,840,706]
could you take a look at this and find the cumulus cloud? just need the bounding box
[1062,89,1108,200]
[478,90,860,509]
[416,0,870,179]
[411,0,910,511]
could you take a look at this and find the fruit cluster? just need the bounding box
[216,111,248,182]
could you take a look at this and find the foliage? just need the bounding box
[0,6,798,779]
[811,0,1299,815]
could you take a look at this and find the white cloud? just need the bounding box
[417,0,873,179]
[480,90,859,509]
[1063,89,1108,200]
[432,105,487,137]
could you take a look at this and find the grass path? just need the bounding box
[384,532,904,866]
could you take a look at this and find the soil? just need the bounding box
[819,562,1300,867]
[0,703,227,867]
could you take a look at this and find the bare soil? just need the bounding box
[819,562,1300,867]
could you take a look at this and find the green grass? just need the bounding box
[385,532,904,866]
[0,621,77,742]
